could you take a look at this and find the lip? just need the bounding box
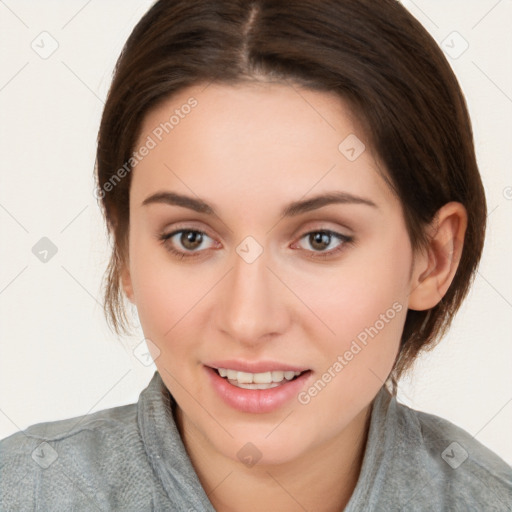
[205,359,310,373]
[204,365,313,414]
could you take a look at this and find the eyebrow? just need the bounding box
[141,190,377,217]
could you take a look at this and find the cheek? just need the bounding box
[304,236,410,342]
[128,230,203,340]
[129,215,412,374]
[300,229,411,391]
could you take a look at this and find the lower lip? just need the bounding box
[204,365,312,414]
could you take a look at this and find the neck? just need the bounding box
[174,402,372,512]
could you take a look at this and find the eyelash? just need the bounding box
[157,227,354,261]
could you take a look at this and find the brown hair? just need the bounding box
[94,0,486,392]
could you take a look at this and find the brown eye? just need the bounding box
[309,232,333,251]
[180,230,204,251]
[159,229,216,259]
[298,230,352,254]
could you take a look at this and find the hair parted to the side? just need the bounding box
[94,0,486,394]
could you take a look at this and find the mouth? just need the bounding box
[203,360,314,413]
[211,367,311,390]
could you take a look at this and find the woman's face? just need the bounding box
[123,82,415,465]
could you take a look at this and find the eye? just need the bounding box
[158,229,216,259]
[294,230,353,259]
[158,227,353,261]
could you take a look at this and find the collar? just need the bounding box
[138,371,429,511]
[137,371,216,511]
[344,384,431,510]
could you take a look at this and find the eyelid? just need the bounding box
[291,218,354,237]
[160,221,217,240]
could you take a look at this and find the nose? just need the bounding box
[216,246,290,348]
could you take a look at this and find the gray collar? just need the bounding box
[137,371,427,511]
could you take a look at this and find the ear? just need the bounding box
[121,259,135,304]
[408,202,467,311]
[112,207,135,304]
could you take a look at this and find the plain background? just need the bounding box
[0,0,511,465]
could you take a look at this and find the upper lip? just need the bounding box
[205,360,310,373]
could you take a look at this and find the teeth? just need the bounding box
[216,367,303,384]
[253,371,272,384]
[271,370,285,382]
[232,382,281,390]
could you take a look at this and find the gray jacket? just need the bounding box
[1,371,511,511]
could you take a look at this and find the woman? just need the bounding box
[1,0,511,510]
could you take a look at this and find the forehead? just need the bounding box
[130,82,395,214]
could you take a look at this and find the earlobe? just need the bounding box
[408,202,467,311]
[121,262,135,304]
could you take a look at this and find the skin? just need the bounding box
[121,82,467,512]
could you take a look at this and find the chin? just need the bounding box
[221,427,312,468]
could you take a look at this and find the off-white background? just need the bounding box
[0,0,511,466]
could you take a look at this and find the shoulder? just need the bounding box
[0,402,157,510]
[0,401,139,457]
[395,397,512,510]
